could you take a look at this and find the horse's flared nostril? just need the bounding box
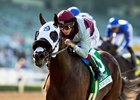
[39,53,45,59]
[34,53,39,60]
[33,52,45,60]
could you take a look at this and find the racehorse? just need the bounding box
[98,38,140,100]
[98,38,140,79]
[32,14,122,100]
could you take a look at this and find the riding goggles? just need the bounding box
[58,22,74,30]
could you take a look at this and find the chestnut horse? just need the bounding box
[32,14,122,100]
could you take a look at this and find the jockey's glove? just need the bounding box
[65,39,75,48]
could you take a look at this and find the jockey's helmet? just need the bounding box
[67,6,80,16]
[57,10,76,24]
[108,17,120,28]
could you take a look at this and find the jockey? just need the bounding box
[67,6,94,20]
[57,9,101,80]
[106,17,137,69]
[67,6,100,48]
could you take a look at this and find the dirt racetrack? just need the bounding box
[0,92,45,100]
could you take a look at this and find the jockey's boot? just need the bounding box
[127,46,138,70]
[89,58,102,80]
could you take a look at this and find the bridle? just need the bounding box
[43,37,69,63]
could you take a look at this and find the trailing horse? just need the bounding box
[98,38,140,79]
[32,14,122,100]
[98,38,140,100]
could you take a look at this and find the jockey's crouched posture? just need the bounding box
[57,10,101,80]
[106,17,137,69]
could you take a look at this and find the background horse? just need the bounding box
[98,38,140,100]
[98,38,140,79]
[32,14,122,100]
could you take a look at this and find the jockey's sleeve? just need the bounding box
[122,25,130,48]
[73,28,91,58]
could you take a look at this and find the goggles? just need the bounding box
[58,22,74,30]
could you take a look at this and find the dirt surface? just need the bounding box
[0,92,46,100]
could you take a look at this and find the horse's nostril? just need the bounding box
[33,51,46,60]
[34,53,39,59]
[39,53,45,59]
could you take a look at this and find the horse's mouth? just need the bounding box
[32,38,52,68]
[33,51,47,68]
[33,57,46,68]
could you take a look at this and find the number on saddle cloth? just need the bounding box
[89,50,113,90]
[81,49,113,94]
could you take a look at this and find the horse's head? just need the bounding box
[32,14,60,68]
[98,38,118,55]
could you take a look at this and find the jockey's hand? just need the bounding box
[65,39,75,48]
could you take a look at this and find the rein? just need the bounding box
[51,45,69,56]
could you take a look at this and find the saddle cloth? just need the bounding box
[81,49,113,94]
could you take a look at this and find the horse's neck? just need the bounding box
[48,51,71,84]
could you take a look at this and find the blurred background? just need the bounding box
[0,0,140,100]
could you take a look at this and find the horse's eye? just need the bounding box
[50,31,58,42]
[35,31,39,40]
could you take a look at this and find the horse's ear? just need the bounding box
[53,14,58,27]
[39,13,46,25]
